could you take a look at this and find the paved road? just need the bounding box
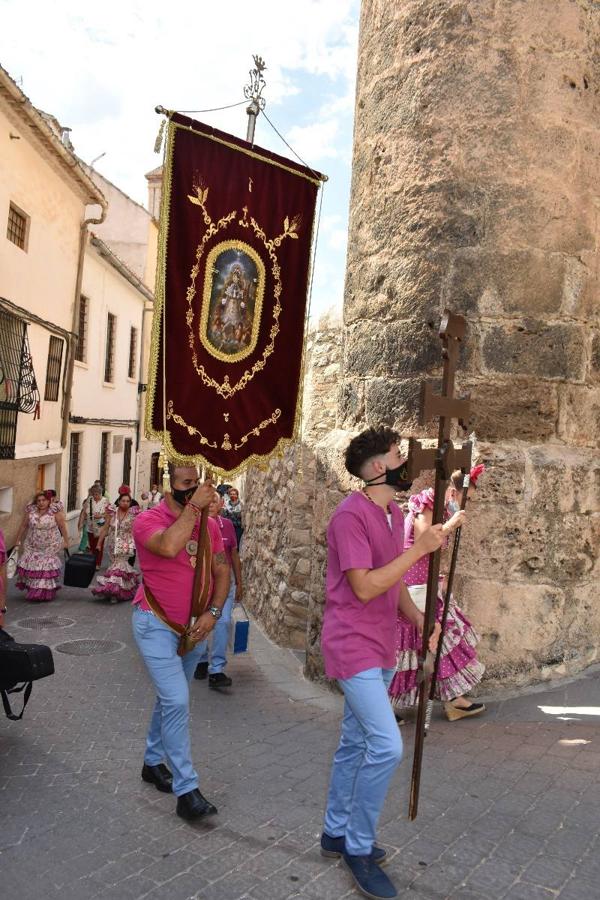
[1,579,599,900]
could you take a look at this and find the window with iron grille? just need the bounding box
[75,295,88,362]
[7,203,29,250]
[99,431,110,489]
[67,432,81,511]
[128,326,138,379]
[104,313,116,383]
[0,309,40,458]
[44,335,64,402]
[123,438,132,486]
[150,451,160,489]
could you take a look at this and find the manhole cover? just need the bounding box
[55,640,123,656]
[17,616,75,629]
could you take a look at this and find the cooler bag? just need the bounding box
[64,551,96,588]
[229,603,250,655]
[0,630,55,720]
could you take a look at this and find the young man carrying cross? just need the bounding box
[320,427,463,900]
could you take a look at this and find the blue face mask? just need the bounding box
[447,499,460,515]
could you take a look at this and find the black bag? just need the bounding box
[0,629,54,720]
[64,551,96,588]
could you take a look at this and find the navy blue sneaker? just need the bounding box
[342,853,398,899]
[320,832,388,866]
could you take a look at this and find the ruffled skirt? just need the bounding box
[16,550,61,602]
[92,556,139,602]
[388,594,485,706]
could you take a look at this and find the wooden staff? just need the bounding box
[406,311,472,821]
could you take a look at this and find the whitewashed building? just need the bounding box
[63,234,152,540]
[0,65,106,546]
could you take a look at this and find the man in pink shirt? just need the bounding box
[320,427,450,900]
[132,465,230,821]
[194,492,242,689]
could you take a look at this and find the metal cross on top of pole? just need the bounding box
[244,54,267,145]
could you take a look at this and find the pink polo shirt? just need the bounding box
[213,514,237,566]
[321,492,405,681]
[132,501,223,626]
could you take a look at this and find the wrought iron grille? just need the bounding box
[44,335,64,402]
[104,312,116,383]
[150,451,160,488]
[75,295,88,362]
[128,326,137,379]
[122,437,132,486]
[67,432,81,511]
[99,431,110,489]
[0,308,40,458]
[0,406,18,460]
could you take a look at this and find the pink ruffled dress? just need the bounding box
[16,502,64,601]
[388,488,485,706]
[92,505,140,602]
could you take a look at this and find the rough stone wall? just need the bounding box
[242,314,342,649]
[333,0,600,688]
[243,0,600,693]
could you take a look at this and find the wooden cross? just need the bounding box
[407,310,473,820]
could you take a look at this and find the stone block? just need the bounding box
[445,249,565,318]
[364,377,422,432]
[338,378,365,428]
[461,377,558,441]
[557,385,600,448]
[481,321,585,380]
[294,559,311,577]
[345,252,449,324]
[289,529,311,548]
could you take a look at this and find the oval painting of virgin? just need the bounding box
[200,240,265,362]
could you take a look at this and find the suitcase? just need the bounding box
[64,551,96,588]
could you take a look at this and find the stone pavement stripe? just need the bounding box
[3,582,600,900]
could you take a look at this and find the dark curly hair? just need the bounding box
[344,426,400,479]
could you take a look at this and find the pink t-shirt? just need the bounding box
[321,492,405,681]
[213,515,237,566]
[132,501,224,626]
[0,529,5,566]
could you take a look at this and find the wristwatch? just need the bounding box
[208,606,222,620]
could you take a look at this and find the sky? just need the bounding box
[0,0,360,321]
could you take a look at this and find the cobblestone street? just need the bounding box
[1,580,599,900]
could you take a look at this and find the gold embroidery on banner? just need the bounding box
[166,401,218,448]
[233,409,282,450]
[198,240,265,363]
[185,184,300,399]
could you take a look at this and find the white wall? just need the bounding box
[62,241,145,531]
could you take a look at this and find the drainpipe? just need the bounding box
[61,203,108,448]
[133,296,151,496]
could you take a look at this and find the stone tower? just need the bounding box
[243,0,600,690]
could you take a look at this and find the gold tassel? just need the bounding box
[154,118,166,154]
[158,445,170,493]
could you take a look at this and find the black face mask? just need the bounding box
[171,486,196,507]
[365,462,413,493]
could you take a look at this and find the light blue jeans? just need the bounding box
[132,606,205,796]
[197,577,236,674]
[324,667,402,856]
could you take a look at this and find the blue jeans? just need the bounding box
[132,606,205,796]
[197,577,235,674]
[323,667,402,856]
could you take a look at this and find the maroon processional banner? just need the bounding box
[146,112,322,476]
